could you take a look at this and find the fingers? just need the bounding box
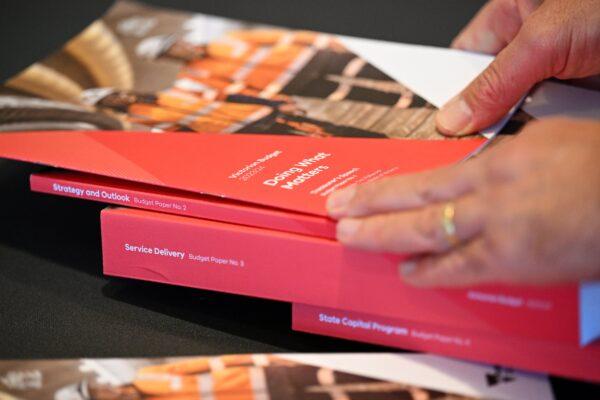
[398,238,491,287]
[436,21,554,136]
[327,162,480,219]
[336,195,484,255]
[451,0,536,54]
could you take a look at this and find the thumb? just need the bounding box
[436,27,551,136]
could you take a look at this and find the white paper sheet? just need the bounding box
[340,35,600,139]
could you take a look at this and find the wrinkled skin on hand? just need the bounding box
[327,118,600,287]
[436,0,600,135]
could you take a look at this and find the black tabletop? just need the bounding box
[0,1,598,398]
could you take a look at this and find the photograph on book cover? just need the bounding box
[0,0,530,139]
[0,354,488,400]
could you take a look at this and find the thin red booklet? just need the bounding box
[30,169,337,239]
[291,303,600,383]
[100,206,595,351]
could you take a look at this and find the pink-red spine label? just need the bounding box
[292,303,600,382]
[30,172,335,238]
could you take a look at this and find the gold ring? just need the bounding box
[441,202,460,247]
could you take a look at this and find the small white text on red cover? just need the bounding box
[466,290,553,311]
[52,183,130,202]
[318,313,409,336]
[229,150,283,180]
[52,183,84,197]
[263,152,331,189]
[124,243,185,260]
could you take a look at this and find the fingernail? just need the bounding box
[399,260,417,277]
[327,185,356,217]
[436,96,473,136]
[336,218,361,242]
[478,30,501,54]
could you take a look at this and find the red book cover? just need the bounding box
[291,303,600,383]
[101,206,585,348]
[0,131,484,215]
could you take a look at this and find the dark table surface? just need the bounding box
[0,1,598,398]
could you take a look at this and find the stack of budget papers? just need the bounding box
[1,0,599,382]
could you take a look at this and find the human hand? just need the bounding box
[436,0,600,136]
[327,118,600,287]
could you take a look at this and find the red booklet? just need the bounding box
[291,303,600,383]
[30,169,337,239]
[99,206,593,352]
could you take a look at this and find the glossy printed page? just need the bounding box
[0,353,552,400]
[0,0,472,140]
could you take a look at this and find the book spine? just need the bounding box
[291,303,600,383]
[101,207,578,345]
[30,172,335,239]
[30,173,193,211]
